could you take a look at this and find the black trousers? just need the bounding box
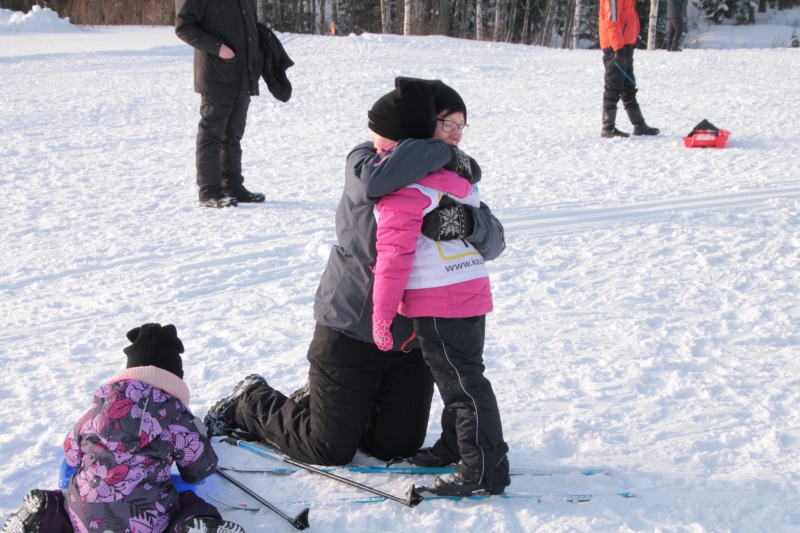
[196,93,250,201]
[602,45,639,112]
[232,324,435,465]
[413,316,509,488]
[666,18,684,50]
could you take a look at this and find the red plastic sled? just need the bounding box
[683,129,730,148]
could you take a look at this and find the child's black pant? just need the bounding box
[35,490,220,533]
[412,316,510,489]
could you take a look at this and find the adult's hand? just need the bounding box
[421,196,474,241]
[219,44,235,59]
[443,145,482,184]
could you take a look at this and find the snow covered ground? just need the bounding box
[1,16,800,533]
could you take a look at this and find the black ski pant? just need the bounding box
[196,93,250,201]
[232,324,435,465]
[666,18,684,50]
[413,316,510,489]
[602,44,640,112]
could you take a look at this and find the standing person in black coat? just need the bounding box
[666,0,687,51]
[176,0,265,208]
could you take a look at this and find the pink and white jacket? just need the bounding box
[373,167,493,322]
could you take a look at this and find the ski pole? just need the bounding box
[215,469,310,530]
[221,437,424,508]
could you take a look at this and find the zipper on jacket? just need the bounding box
[136,397,149,441]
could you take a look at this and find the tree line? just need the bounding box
[2,0,799,48]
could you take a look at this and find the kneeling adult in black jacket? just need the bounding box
[176,0,266,208]
[204,79,506,466]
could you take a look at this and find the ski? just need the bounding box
[222,437,424,508]
[211,491,634,506]
[217,465,607,477]
[206,493,262,511]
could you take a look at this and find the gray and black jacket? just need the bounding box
[313,139,506,350]
[175,0,262,96]
[666,0,687,19]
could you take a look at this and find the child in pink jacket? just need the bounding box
[368,79,510,496]
[2,324,244,533]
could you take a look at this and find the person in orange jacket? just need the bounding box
[599,0,660,138]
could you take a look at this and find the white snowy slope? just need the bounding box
[1,23,799,533]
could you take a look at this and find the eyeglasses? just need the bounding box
[437,118,469,135]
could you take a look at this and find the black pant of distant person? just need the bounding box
[666,18,684,51]
[230,324,435,465]
[602,44,639,113]
[413,316,510,491]
[196,94,250,202]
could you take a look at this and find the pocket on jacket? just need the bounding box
[204,54,239,83]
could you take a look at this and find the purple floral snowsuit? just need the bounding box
[63,379,218,533]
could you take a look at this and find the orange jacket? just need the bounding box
[599,0,640,51]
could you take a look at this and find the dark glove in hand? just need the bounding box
[421,196,474,241]
[443,145,482,184]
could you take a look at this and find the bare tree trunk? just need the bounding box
[647,0,658,49]
[571,0,581,48]
[476,0,484,39]
[319,0,326,33]
[436,0,450,34]
[460,0,470,37]
[520,0,532,43]
[493,0,504,40]
[506,0,518,41]
[404,0,413,34]
[537,0,554,45]
[381,0,390,31]
[561,0,575,48]
[758,0,766,12]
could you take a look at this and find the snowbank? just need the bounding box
[0,5,79,33]
[689,23,798,49]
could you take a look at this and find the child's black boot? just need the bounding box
[2,490,47,533]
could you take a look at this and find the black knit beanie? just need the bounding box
[123,323,184,379]
[368,77,437,141]
[427,79,467,122]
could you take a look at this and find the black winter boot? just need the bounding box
[2,490,47,533]
[625,105,660,136]
[181,517,245,533]
[409,447,457,468]
[204,374,267,437]
[601,109,630,138]
[199,196,238,208]
[288,382,310,408]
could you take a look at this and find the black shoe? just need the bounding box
[199,197,238,208]
[633,124,660,136]
[181,517,245,533]
[288,382,310,408]
[227,188,265,203]
[204,374,267,437]
[2,490,47,533]
[409,447,456,468]
[601,127,630,138]
[601,108,629,138]
[430,472,506,496]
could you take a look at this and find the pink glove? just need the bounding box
[373,316,394,351]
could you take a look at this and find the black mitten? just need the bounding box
[421,196,475,241]
[443,145,482,184]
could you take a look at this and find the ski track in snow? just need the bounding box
[1,28,800,532]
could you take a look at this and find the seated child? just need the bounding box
[2,324,244,533]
